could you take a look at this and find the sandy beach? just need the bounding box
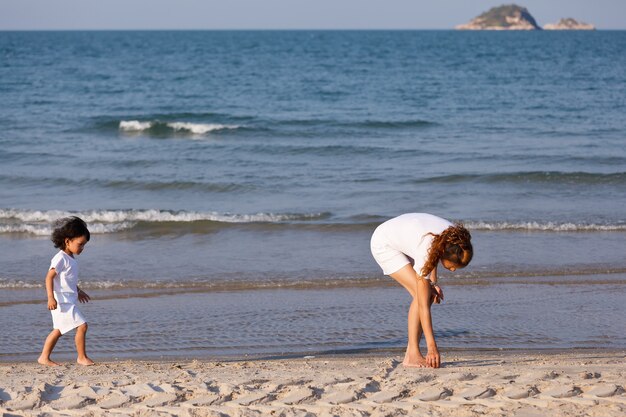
[1,350,624,417]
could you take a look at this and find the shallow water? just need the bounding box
[2,274,625,361]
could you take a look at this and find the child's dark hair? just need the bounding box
[51,216,90,249]
[421,223,473,277]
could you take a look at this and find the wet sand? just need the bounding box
[1,350,624,416]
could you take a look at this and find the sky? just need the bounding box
[1,0,624,30]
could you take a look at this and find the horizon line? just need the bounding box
[1,27,622,32]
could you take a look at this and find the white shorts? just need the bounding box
[370,226,411,275]
[51,303,86,335]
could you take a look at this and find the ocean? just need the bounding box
[0,30,625,361]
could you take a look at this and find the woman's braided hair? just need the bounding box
[420,223,473,277]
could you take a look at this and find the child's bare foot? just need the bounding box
[77,356,95,366]
[402,350,428,368]
[38,356,60,366]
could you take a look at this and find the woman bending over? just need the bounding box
[371,213,473,368]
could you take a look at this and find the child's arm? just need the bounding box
[77,286,91,303]
[45,268,57,310]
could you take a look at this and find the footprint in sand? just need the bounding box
[97,392,130,409]
[229,391,273,406]
[586,384,624,398]
[457,373,477,381]
[278,386,315,405]
[543,386,582,398]
[50,394,93,411]
[413,387,453,402]
[142,392,179,408]
[367,386,409,404]
[321,389,357,405]
[41,383,65,402]
[504,386,540,399]
[459,386,496,400]
[542,371,561,380]
[6,392,41,411]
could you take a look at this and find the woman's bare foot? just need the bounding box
[402,350,428,368]
[77,356,95,366]
[37,356,60,366]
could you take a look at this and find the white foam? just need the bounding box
[119,120,153,131]
[0,221,135,236]
[0,279,42,289]
[0,224,51,235]
[467,221,626,232]
[0,208,324,224]
[166,122,239,134]
[118,120,240,135]
[0,209,326,235]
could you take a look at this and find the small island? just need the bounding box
[456,4,541,30]
[544,18,596,30]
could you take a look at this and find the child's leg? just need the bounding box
[38,329,62,366]
[75,323,94,366]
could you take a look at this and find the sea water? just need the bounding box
[0,31,624,360]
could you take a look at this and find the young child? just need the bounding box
[38,216,94,366]
[370,213,473,369]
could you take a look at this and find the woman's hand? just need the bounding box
[431,285,444,304]
[47,297,57,310]
[426,344,441,368]
[78,289,91,303]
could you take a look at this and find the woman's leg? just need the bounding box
[75,323,95,366]
[389,264,432,367]
[38,329,62,366]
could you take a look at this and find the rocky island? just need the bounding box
[456,4,541,30]
[544,18,596,30]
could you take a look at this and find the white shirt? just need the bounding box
[50,250,79,304]
[376,213,453,275]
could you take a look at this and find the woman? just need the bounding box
[370,213,473,368]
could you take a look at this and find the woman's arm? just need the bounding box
[429,267,438,284]
[45,268,57,310]
[428,267,444,304]
[416,278,440,368]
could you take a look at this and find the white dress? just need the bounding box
[370,213,452,276]
[49,251,86,334]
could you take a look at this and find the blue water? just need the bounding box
[0,31,625,358]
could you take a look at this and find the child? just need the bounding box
[38,216,94,366]
[370,213,472,369]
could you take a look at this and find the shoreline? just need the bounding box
[1,349,624,416]
[2,346,626,364]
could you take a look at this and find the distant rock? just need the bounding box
[544,18,595,30]
[456,4,541,30]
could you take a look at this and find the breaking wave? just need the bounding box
[119,120,240,135]
[466,221,626,232]
[0,209,331,236]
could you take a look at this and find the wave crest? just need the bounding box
[0,209,331,235]
[119,120,240,135]
[418,171,626,186]
[466,221,626,232]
